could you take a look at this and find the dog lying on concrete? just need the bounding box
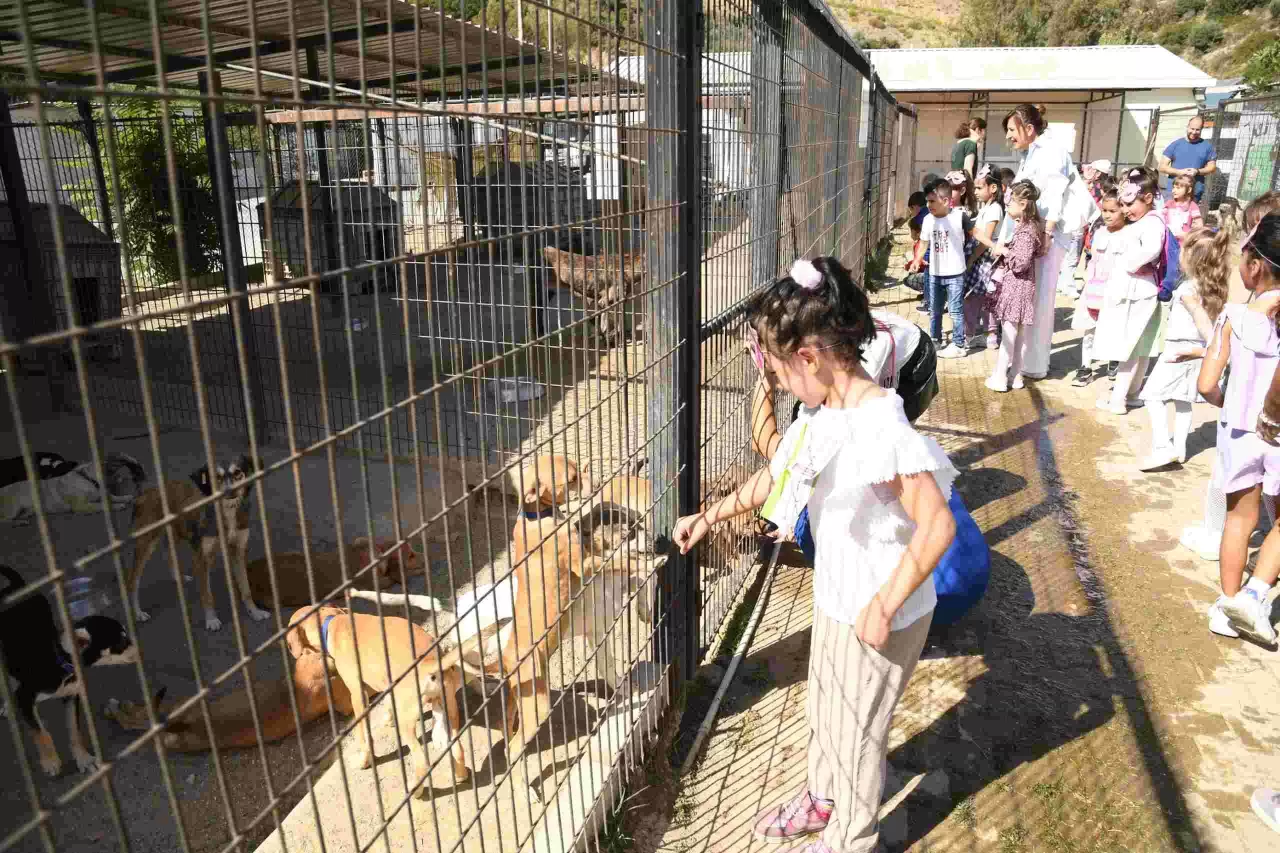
[1,565,137,775]
[102,650,354,752]
[245,537,421,607]
[286,605,469,793]
[399,453,584,568]
[126,456,265,631]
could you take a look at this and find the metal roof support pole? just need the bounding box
[646,0,703,684]
[306,48,337,294]
[748,0,782,308]
[201,72,268,447]
[1113,91,1127,169]
[1209,101,1226,208]
[75,99,115,242]
[0,91,63,412]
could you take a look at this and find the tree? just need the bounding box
[1244,40,1280,91]
[1187,20,1225,51]
[105,97,221,284]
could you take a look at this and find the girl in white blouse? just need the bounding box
[674,256,957,853]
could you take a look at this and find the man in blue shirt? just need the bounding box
[1158,115,1218,202]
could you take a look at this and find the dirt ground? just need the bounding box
[621,227,1280,853]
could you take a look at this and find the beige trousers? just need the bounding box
[807,605,931,853]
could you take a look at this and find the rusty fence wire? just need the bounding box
[0,2,902,853]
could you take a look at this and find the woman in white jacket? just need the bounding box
[1092,172,1167,414]
[1001,105,1096,379]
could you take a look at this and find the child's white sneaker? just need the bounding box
[986,333,999,350]
[1251,787,1280,835]
[984,376,1008,393]
[1139,445,1179,472]
[937,344,968,359]
[1179,526,1221,561]
[1208,597,1239,639]
[1095,398,1127,415]
[1220,588,1277,644]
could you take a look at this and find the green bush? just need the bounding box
[1271,0,1280,16]
[1207,0,1265,16]
[1175,0,1205,15]
[1245,40,1280,90]
[1158,21,1192,47]
[1188,19,1225,50]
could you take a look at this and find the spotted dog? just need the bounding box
[0,565,136,775]
[125,456,266,631]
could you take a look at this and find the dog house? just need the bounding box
[259,180,401,294]
[0,203,123,329]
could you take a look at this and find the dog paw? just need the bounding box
[135,608,152,623]
[0,702,8,718]
[40,753,62,777]
[204,614,223,632]
[357,752,373,770]
[246,604,271,622]
[74,749,100,774]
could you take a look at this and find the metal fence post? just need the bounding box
[750,0,784,288]
[200,72,268,446]
[647,0,703,685]
[75,99,115,242]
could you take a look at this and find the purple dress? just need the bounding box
[993,221,1043,326]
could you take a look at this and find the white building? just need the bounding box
[866,46,1217,187]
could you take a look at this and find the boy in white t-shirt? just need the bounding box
[909,183,976,358]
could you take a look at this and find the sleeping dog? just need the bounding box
[126,456,265,631]
[1,565,136,775]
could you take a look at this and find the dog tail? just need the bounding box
[347,590,448,612]
[0,564,25,600]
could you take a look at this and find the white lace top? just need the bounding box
[771,394,956,629]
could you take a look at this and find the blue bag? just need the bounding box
[792,488,988,626]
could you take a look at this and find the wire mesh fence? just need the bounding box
[1200,95,1280,212]
[0,2,903,853]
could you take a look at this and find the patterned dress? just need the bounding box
[992,221,1043,326]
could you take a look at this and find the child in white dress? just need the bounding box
[1071,180,1123,387]
[1092,171,1167,415]
[677,256,956,853]
[1137,228,1230,470]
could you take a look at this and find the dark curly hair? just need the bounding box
[747,256,875,368]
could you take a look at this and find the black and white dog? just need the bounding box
[1,565,137,775]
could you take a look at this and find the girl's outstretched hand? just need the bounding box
[855,593,892,651]
[673,513,711,554]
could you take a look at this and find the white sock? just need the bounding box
[1205,470,1227,536]
[1245,576,1273,596]
[1172,402,1193,452]
[1145,401,1170,448]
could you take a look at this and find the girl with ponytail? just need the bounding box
[676,256,957,853]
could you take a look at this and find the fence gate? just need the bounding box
[0,3,901,853]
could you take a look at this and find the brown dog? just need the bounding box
[246,537,421,606]
[286,605,468,792]
[126,457,265,632]
[102,651,354,752]
[542,247,646,343]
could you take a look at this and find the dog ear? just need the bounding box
[190,465,212,495]
[154,686,168,705]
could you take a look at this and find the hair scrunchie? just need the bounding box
[790,259,823,290]
[1119,182,1140,204]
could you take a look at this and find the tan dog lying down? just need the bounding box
[402,454,584,566]
[353,515,661,802]
[286,605,469,793]
[246,537,421,606]
[102,651,354,752]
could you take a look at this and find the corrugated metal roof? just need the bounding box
[0,0,599,98]
[866,46,1216,92]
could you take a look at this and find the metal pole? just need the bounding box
[306,48,336,292]
[1210,101,1226,208]
[201,72,269,446]
[1113,91,1127,168]
[647,0,703,684]
[75,99,115,242]
[749,0,783,289]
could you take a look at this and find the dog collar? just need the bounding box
[54,644,75,677]
[319,614,338,657]
[522,506,555,520]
